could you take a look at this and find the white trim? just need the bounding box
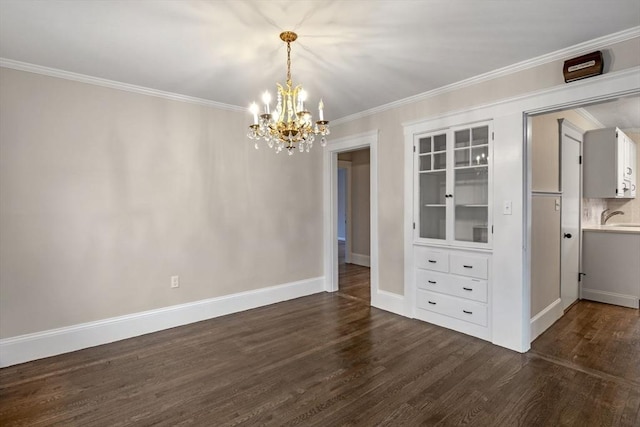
[349,253,370,267]
[0,58,245,112]
[582,289,639,309]
[372,290,406,317]
[323,130,380,309]
[333,27,640,125]
[530,298,564,341]
[0,276,324,368]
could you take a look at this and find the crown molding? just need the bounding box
[574,108,605,128]
[333,26,640,125]
[0,58,245,112]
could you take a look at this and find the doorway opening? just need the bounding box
[337,149,370,304]
[527,94,640,341]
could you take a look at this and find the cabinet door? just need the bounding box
[416,132,448,241]
[452,124,491,245]
[629,138,637,197]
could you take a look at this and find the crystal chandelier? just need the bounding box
[247,31,330,155]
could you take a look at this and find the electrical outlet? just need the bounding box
[171,275,179,288]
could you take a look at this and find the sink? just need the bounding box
[606,223,640,227]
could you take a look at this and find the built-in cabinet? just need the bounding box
[415,122,493,246]
[409,121,493,341]
[584,127,637,198]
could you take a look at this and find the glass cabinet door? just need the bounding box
[453,125,489,244]
[417,132,447,240]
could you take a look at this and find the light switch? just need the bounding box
[503,200,512,215]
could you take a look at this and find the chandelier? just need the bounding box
[247,31,329,155]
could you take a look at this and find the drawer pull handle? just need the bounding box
[428,301,436,305]
[462,287,472,291]
[428,280,437,284]
[463,310,473,314]
[428,260,437,263]
[463,265,473,269]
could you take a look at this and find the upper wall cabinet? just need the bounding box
[413,121,493,248]
[584,128,636,199]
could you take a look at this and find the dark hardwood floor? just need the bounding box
[337,240,370,305]
[1,277,638,425]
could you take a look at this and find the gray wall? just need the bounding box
[0,68,323,338]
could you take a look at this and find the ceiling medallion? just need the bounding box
[247,31,329,155]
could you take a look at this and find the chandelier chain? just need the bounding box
[286,41,292,87]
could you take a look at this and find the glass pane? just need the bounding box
[472,126,489,146]
[471,146,488,165]
[454,149,470,167]
[419,155,431,171]
[420,171,446,205]
[433,134,447,151]
[455,167,488,205]
[419,171,446,240]
[454,207,488,243]
[454,166,488,243]
[419,137,431,154]
[433,152,446,170]
[455,129,470,148]
[421,206,446,240]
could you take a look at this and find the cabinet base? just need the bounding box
[415,308,491,341]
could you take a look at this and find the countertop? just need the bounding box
[582,224,640,234]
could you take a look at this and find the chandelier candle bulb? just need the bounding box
[249,102,259,125]
[318,99,324,121]
[262,91,271,114]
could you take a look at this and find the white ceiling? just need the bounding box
[0,1,639,121]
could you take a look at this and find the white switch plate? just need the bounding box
[503,200,512,215]
[171,275,179,288]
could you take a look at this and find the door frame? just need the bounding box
[323,130,379,304]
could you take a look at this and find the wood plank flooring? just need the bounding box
[1,288,638,425]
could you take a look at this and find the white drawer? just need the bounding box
[450,254,488,279]
[448,276,488,303]
[416,290,488,327]
[415,247,449,272]
[416,269,449,291]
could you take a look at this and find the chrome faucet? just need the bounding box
[601,209,624,225]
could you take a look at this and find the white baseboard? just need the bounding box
[530,298,563,341]
[582,288,639,309]
[371,290,406,317]
[0,276,325,368]
[350,252,370,267]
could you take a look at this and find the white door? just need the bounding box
[560,119,583,310]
